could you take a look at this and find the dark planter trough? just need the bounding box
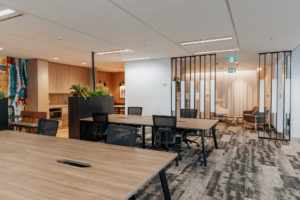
[68,96,114,139]
[0,98,8,131]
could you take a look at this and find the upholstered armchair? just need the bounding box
[242,108,269,132]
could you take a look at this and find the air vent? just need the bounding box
[0,13,23,22]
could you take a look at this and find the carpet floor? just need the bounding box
[135,123,300,200]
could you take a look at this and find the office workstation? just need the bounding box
[0,0,300,199]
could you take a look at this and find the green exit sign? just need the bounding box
[228,68,236,73]
[226,56,238,63]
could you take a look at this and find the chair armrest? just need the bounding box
[243,110,253,114]
[252,114,266,118]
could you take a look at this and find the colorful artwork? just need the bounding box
[0,57,27,122]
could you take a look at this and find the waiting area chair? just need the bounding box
[243,108,269,132]
[180,109,200,148]
[106,124,138,147]
[128,107,143,116]
[37,119,59,136]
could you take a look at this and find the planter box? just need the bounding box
[68,96,114,139]
[0,98,8,130]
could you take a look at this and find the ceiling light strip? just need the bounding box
[0,9,15,17]
[121,57,150,62]
[181,36,232,46]
[96,49,133,56]
[194,48,239,55]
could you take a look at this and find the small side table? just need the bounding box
[224,115,243,126]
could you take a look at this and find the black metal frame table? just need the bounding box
[81,114,219,166]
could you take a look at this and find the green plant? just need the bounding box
[0,91,6,99]
[69,84,90,99]
[94,84,112,96]
[174,77,181,92]
[69,83,112,99]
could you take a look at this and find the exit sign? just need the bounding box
[228,68,236,73]
[226,56,238,63]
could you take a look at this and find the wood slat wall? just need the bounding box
[27,59,49,116]
[48,62,90,94]
[97,71,125,104]
[112,72,125,104]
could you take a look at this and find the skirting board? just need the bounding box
[291,137,300,142]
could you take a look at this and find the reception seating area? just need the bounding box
[0,0,300,200]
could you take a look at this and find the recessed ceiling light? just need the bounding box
[121,57,150,62]
[82,62,87,65]
[181,36,232,46]
[96,49,133,56]
[53,57,59,60]
[0,47,3,51]
[194,48,239,55]
[0,9,15,17]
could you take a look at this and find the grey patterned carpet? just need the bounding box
[135,123,300,200]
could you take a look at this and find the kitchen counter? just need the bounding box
[49,105,68,109]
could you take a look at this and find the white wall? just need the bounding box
[125,58,171,116]
[291,50,300,141]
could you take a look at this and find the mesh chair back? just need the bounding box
[92,112,109,138]
[180,109,198,119]
[128,107,143,116]
[106,125,138,147]
[152,115,177,146]
[37,119,59,136]
[153,115,176,130]
[92,112,108,123]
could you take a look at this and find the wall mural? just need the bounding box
[0,57,27,122]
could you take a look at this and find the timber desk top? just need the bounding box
[81,114,219,131]
[0,131,177,200]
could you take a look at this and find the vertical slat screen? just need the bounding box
[258,51,292,141]
[171,54,216,119]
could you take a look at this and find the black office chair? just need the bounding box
[37,119,59,136]
[106,124,138,147]
[128,107,143,116]
[152,115,182,149]
[153,115,182,166]
[92,112,109,141]
[180,109,200,149]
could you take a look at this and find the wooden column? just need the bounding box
[27,59,49,117]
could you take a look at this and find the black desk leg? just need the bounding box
[212,126,218,149]
[151,128,155,148]
[142,126,145,148]
[129,195,136,200]
[201,130,207,166]
[159,169,171,200]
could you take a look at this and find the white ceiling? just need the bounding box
[0,0,299,71]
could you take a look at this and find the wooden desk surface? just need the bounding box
[0,131,177,200]
[9,122,38,128]
[81,114,219,131]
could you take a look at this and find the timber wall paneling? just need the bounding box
[48,62,90,94]
[27,59,49,117]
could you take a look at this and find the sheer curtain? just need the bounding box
[216,70,258,116]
